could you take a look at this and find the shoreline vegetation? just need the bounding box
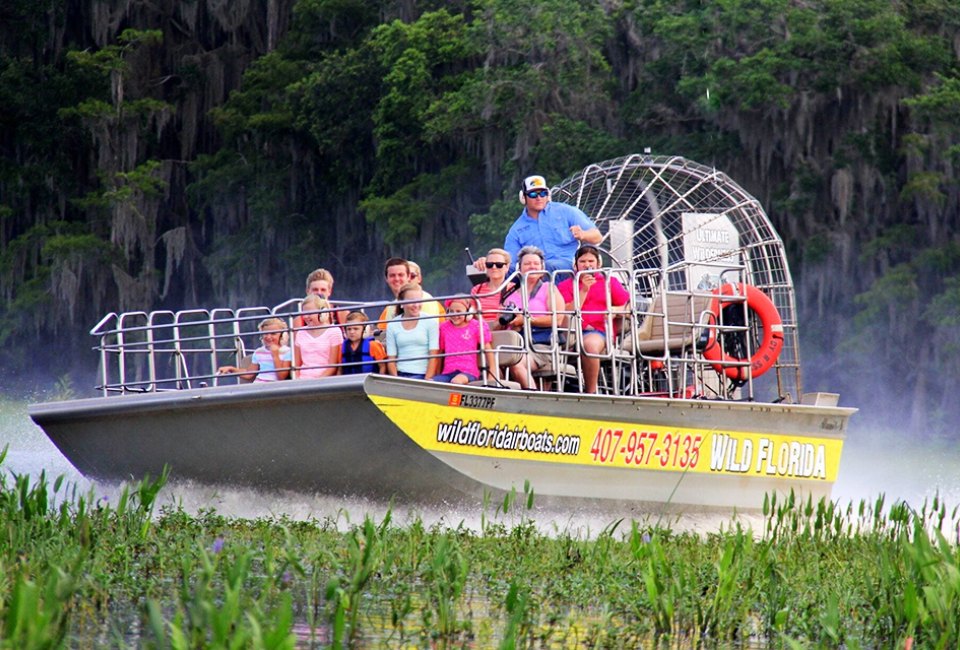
[2,453,959,648]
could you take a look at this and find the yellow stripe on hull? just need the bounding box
[368,393,843,483]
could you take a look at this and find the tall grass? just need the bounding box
[1,452,959,648]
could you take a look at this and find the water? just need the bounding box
[0,397,83,483]
[0,395,647,533]
[831,426,960,509]
[3,394,959,530]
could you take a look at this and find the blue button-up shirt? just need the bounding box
[504,202,597,272]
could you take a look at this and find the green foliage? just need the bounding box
[429,0,613,152]
[468,199,520,255]
[209,51,306,142]
[61,29,173,131]
[702,49,795,110]
[852,264,917,328]
[65,29,163,73]
[0,1,64,59]
[41,232,116,262]
[421,533,470,639]
[924,275,960,370]
[74,160,168,212]
[925,277,960,328]
[365,10,474,193]
[0,220,119,350]
[901,170,946,207]
[51,375,76,401]
[857,224,920,271]
[361,164,471,247]
[4,456,960,646]
[324,513,391,645]
[801,233,832,265]
[147,546,296,649]
[286,0,382,57]
[905,73,960,135]
[498,581,532,649]
[844,235,960,433]
[2,568,77,650]
[291,45,382,190]
[626,0,955,131]
[5,0,960,428]
[531,118,626,183]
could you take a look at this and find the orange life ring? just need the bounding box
[703,283,784,381]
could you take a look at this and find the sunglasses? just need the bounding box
[486,262,508,269]
[525,189,549,198]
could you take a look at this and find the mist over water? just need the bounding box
[832,418,960,509]
[3,394,959,535]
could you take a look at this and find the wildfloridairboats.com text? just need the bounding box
[436,418,581,456]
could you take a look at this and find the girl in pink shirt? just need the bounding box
[295,295,343,379]
[432,296,494,384]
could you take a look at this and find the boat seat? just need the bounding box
[237,354,255,383]
[490,329,524,367]
[531,343,580,390]
[531,345,578,374]
[623,292,712,356]
[470,377,522,390]
[469,329,523,390]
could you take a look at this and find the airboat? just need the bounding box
[29,155,855,510]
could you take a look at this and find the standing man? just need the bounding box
[475,175,602,273]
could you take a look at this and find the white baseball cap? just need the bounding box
[522,175,548,193]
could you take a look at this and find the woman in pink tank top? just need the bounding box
[498,246,567,390]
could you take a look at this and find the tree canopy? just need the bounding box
[1,0,959,433]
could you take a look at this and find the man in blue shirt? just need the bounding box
[475,175,602,273]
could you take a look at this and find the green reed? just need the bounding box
[324,513,391,646]
[2,455,960,648]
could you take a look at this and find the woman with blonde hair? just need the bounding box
[470,247,515,326]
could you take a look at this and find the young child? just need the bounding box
[295,295,343,379]
[432,296,495,385]
[218,317,292,382]
[340,311,386,375]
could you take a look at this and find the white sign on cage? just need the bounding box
[682,212,741,290]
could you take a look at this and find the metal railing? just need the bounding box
[89,262,801,403]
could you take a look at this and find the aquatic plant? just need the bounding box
[323,513,390,646]
[421,532,470,641]
[2,455,960,648]
[144,544,296,649]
